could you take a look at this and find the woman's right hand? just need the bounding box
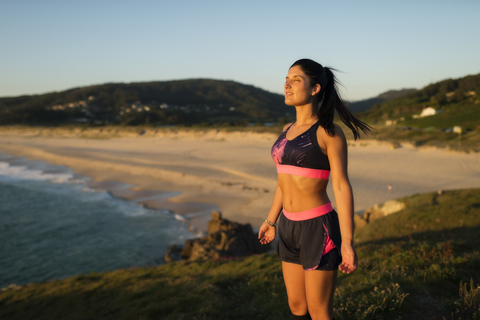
[258,221,276,245]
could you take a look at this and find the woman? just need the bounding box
[258,59,371,320]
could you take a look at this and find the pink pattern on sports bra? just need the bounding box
[271,138,287,165]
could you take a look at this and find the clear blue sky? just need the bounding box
[1,0,479,101]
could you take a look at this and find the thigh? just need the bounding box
[304,269,337,316]
[282,261,308,314]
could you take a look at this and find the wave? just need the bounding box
[0,161,75,183]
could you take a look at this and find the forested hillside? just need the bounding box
[346,88,417,113]
[2,73,479,130]
[358,73,480,130]
[0,79,289,126]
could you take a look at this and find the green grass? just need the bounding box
[352,98,480,152]
[2,189,480,319]
[0,256,289,320]
[350,124,480,153]
[398,102,479,131]
[354,188,480,320]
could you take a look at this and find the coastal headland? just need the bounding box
[1,126,479,233]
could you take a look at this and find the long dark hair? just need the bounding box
[291,59,371,140]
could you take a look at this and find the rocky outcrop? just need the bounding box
[355,200,406,230]
[164,211,271,262]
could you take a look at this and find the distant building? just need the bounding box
[446,92,455,98]
[420,107,438,117]
[413,107,442,118]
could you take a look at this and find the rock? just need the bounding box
[1,284,23,292]
[354,214,368,230]
[355,200,406,231]
[380,200,406,216]
[188,240,220,261]
[164,211,271,263]
[210,210,222,221]
[164,244,183,263]
[180,239,194,260]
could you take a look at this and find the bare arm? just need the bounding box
[322,125,357,273]
[259,123,292,245]
[258,184,283,245]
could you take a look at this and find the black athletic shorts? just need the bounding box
[277,210,342,271]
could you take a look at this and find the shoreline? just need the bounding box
[0,129,278,232]
[0,153,220,234]
[1,128,480,234]
[88,180,217,235]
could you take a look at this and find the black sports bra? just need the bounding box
[271,121,330,179]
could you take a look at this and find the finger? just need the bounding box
[346,264,356,273]
[339,262,355,274]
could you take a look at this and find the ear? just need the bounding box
[311,84,321,96]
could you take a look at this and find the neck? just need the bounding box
[294,104,317,126]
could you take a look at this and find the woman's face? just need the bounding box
[284,65,319,107]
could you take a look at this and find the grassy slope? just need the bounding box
[354,189,480,319]
[344,124,480,153]
[398,102,479,130]
[1,189,480,320]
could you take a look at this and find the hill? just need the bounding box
[1,188,479,320]
[357,73,480,131]
[347,88,417,114]
[0,79,290,126]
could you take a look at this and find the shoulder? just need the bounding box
[282,123,293,132]
[320,124,349,174]
[317,123,347,147]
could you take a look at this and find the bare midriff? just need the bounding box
[278,174,330,213]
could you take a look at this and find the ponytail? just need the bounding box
[322,67,371,139]
[291,59,372,140]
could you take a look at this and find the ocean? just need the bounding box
[0,153,193,288]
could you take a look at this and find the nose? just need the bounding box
[284,80,291,89]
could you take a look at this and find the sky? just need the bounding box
[1,0,479,102]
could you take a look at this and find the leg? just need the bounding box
[282,261,308,316]
[304,269,337,320]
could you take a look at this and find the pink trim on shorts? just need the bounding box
[322,230,336,256]
[276,164,330,179]
[282,202,334,221]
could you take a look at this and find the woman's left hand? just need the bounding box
[339,243,357,274]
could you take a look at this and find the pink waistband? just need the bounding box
[276,165,330,179]
[282,202,333,221]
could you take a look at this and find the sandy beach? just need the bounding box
[1,127,479,233]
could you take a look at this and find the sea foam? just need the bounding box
[0,161,74,183]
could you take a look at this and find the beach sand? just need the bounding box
[1,127,479,233]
